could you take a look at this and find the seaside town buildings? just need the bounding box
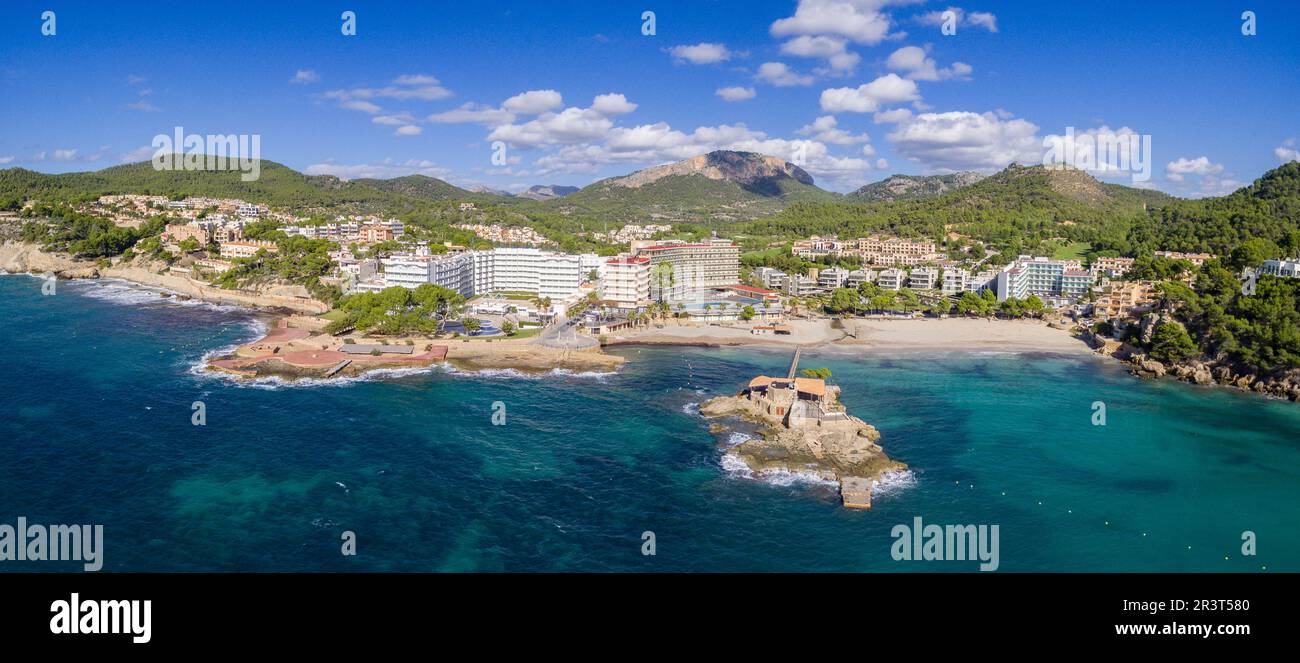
[791,234,944,267]
[588,223,672,244]
[454,223,551,246]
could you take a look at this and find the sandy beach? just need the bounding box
[608,316,1093,356]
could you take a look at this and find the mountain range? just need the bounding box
[3,151,1298,258]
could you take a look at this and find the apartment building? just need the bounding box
[1091,256,1135,278]
[218,240,279,259]
[908,266,938,290]
[877,268,907,291]
[942,268,969,296]
[784,275,821,297]
[1093,280,1158,320]
[818,267,849,290]
[601,255,651,309]
[163,223,210,245]
[845,269,874,288]
[754,267,788,291]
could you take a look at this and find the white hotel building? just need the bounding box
[472,248,603,301]
[601,256,651,309]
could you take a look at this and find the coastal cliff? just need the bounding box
[0,241,329,314]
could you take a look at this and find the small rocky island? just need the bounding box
[700,349,905,508]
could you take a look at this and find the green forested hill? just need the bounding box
[0,160,485,211]
[1118,161,1300,256]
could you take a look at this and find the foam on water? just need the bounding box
[871,469,917,499]
[721,450,839,488]
[70,278,245,313]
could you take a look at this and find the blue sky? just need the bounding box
[2,0,1298,196]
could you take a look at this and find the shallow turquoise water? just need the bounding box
[1,274,1297,572]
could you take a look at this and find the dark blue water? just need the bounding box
[2,274,1297,572]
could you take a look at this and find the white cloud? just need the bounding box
[0,156,14,164]
[820,73,920,113]
[917,8,998,33]
[393,74,440,86]
[885,45,972,81]
[888,110,1041,170]
[873,108,913,123]
[373,112,417,126]
[290,69,320,84]
[771,0,897,45]
[324,74,453,114]
[303,159,452,181]
[339,99,382,114]
[967,11,998,32]
[394,125,423,137]
[119,146,154,163]
[126,101,161,112]
[667,43,733,64]
[1276,138,1299,163]
[503,89,564,114]
[591,93,637,115]
[876,158,889,169]
[489,106,616,148]
[716,86,757,102]
[1166,156,1224,182]
[796,115,870,145]
[755,62,814,87]
[779,35,861,73]
[427,103,516,127]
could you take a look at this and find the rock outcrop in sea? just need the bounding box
[699,353,904,508]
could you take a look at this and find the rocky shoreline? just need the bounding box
[0,241,329,314]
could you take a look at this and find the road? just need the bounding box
[533,315,599,349]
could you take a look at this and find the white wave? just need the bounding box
[871,469,917,499]
[681,401,701,416]
[720,451,838,488]
[69,278,244,313]
[547,368,618,380]
[723,431,751,447]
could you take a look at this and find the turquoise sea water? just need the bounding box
[1,273,1298,572]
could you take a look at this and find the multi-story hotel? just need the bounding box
[992,256,1095,302]
[632,238,740,301]
[472,247,603,301]
[601,256,651,309]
